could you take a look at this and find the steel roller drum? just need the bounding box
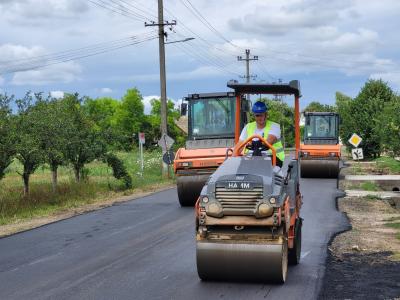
[196,239,287,283]
[177,175,210,206]
[300,159,340,178]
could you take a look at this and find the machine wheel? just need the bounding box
[288,219,302,265]
[277,238,289,283]
[177,175,208,207]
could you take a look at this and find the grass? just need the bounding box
[385,222,400,230]
[375,157,400,174]
[360,182,380,191]
[0,150,174,225]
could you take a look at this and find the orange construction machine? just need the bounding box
[174,92,249,206]
[300,112,341,178]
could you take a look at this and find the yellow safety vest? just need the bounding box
[247,121,285,162]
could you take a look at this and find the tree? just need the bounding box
[336,79,395,158]
[303,101,336,112]
[63,94,106,182]
[376,95,400,157]
[113,88,145,149]
[14,92,44,195]
[144,98,185,148]
[0,94,16,180]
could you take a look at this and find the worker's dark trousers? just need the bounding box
[277,159,283,168]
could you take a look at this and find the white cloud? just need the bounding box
[370,72,400,90]
[143,95,159,115]
[0,76,4,86]
[11,62,82,86]
[50,90,64,99]
[0,0,89,24]
[100,87,113,94]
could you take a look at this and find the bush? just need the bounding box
[104,153,132,189]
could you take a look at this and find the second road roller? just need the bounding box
[300,112,341,178]
[195,80,303,283]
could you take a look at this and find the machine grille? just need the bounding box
[215,186,263,213]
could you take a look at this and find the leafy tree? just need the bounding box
[14,92,44,195]
[336,79,395,158]
[113,88,145,149]
[0,94,16,180]
[144,98,184,148]
[376,96,400,157]
[63,94,106,182]
[303,101,336,112]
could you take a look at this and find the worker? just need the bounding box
[239,101,285,167]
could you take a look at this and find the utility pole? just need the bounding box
[145,0,176,177]
[237,49,258,99]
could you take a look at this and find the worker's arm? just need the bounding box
[266,134,277,145]
[267,123,281,145]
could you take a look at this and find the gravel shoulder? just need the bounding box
[320,159,400,300]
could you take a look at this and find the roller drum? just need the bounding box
[300,159,339,178]
[177,175,210,207]
[196,239,287,283]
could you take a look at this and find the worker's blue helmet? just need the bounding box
[252,101,268,113]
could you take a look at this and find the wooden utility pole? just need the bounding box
[145,0,176,177]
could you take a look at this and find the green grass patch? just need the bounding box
[375,157,400,174]
[385,222,400,230]
[360,181,380,191]
[0,150,174,225]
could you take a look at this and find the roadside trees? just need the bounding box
[14,93,44,195]
[0,94,16,180]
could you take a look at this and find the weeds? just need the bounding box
[0,150,173,225]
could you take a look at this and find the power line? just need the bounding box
[178,0,243,49]
[88,0,148,21]
[0,34,158,74]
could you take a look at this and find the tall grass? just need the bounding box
[0,150,173,225]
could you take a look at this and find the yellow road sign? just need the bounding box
[348,133,362,147]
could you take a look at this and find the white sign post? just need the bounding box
[348,133,363,162]
[139,132,145,175]
[351,148,364,160]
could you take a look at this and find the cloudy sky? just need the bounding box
[1,0,399,111]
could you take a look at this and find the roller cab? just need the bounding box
[300,112,341,178]
[174,92,249,206]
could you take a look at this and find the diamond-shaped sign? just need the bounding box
[348,133,362,148]
[158,133,174,151]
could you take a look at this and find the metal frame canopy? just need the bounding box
[227,79,302,159]
[227,80,301,97]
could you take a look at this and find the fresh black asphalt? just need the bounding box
[0,178,348,299]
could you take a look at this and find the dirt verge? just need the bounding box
[0,182,174,238]
[320,161,400,299]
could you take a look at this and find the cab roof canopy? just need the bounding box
[227,80,301,97]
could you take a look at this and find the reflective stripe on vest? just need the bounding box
[247,121,285,161]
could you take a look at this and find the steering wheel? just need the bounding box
[233,134,277,166]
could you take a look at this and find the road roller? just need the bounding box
[174,92,249,206]
[300,112,341,178]
[195,80,303,283]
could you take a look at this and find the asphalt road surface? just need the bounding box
[0,178,348,300]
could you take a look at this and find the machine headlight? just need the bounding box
[269,197,276,204]
[257,203,274,217]
[301,151,309,157]
[206,201,223,217]
[329,152,337,157]
[202,196,209,203]
[180,162,192,167]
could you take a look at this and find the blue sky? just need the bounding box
[1,0,399,112]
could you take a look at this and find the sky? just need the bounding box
[1,0,400,112]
